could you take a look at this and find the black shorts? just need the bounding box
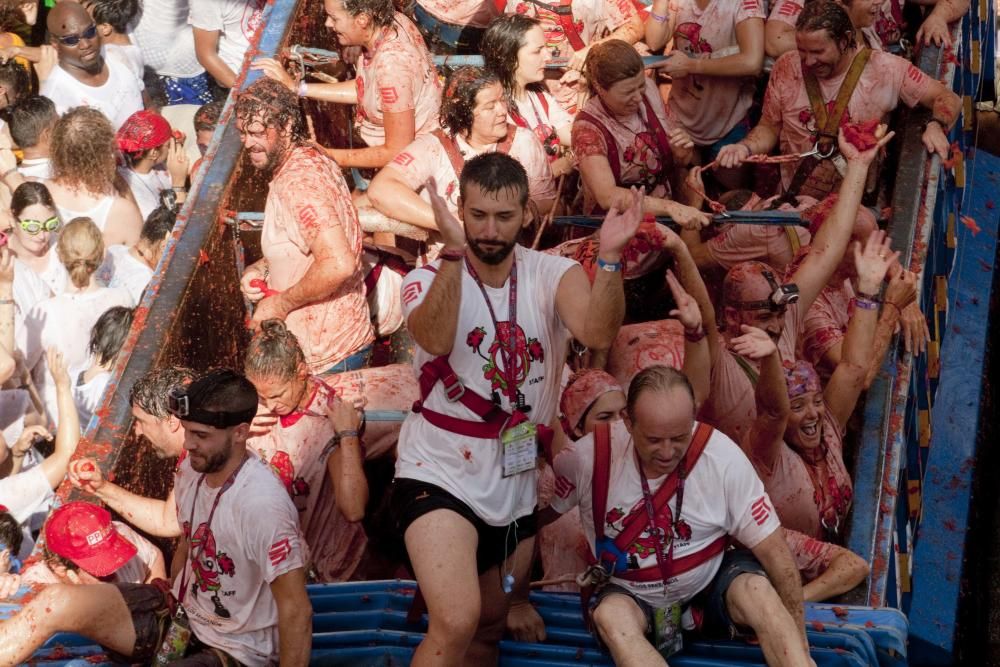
[590,548,769,647]
[110,582,244,666]
[389,477,537,575]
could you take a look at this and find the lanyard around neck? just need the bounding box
[634,445,686,587]
[464,256,520,409]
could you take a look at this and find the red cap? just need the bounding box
[116,110,172,153]
[44,501,137,577]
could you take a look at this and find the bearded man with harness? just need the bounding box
[389,152,642,666]
[541,365,811,667]
[717,0,960,202]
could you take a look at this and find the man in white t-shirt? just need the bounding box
[191,0,266,89]
[390,152,643,665]
[0,370,312,667]
[40,1,144,131]
[543,366,811,666]
[9,95,57,182]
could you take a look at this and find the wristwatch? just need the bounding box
[596,257,622,272]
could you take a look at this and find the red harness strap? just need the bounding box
[519,0,587,52]
[412,356,555,464]
[433,126,518,182]
[589,422,718,577]
[575,93,675,202]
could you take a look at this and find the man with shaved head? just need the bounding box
[691,126,894,443]
[40,0,144,129]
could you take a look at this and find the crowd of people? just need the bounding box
[0,0,969,664]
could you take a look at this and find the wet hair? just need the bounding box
[129,366,194,417]
[142,67,168,112]
[234,77,305,141]
[7,95,58,149]
[56,217,104,289]
[87,306,134,367]
[189,369,259,418]
[84,0,139,33]
[51,107,118,196]
[0,511,22,556]
[459,152,529,207]
[796,0,855,47]
[141,205,176,244]
[626,365,696,420]
[10,181,55,219]
[341,0,395,28]
[194,99,225,133]
[440,66,501,137]
[584,39,643,93]
[0,59,29,108]
[244,319,306,381]
[481,14,542,99]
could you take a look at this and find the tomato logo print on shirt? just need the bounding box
[606,501,691,562]
[242,0,267,40]
[184,521,236,619]
[466,322,544,407]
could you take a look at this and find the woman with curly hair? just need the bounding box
[45,107,143,247]
[251,0,441,169]
[24,217,133,423]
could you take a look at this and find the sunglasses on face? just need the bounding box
[19,216,60,234]
[56,24,98,47]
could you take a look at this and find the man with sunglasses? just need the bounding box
[39,0,143,130]
[689,126,893,444]
[4,369,312,666]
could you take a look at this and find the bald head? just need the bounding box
[48,1,103,74]
[47,0,90,33]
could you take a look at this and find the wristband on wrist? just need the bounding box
[650,12,668,22]
[852,296,879,311]
[684,326,706,342]
[297,79,308,97]
[0,298,13,306]
[596,257,622,272]
[336,429,359,439]
[439,246,465,261]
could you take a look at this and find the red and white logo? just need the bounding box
[751,496,772,526]
[554,475,576,499]
[269,538,292,567]
[380,86,399,105]
[393,152,415,167]
[906,65,924,84]
[778,1,801,16]
[741,0,759,11]
[299,204,319,230]
[403,282,423,306]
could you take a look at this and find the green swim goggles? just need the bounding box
[18,216,60,235]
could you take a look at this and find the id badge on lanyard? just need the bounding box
[502,419,537,477]
[653,603,684,657]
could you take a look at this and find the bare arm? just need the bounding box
[918,77,962,158]
[406,180,467,356]
[802,546,869,602]
[656,19,765,78]
[825,231,897,429]
[69,458,182,537]
[736,327,788,467]
[668,230,721,369]
[751,529,808,649]
[765,20,796,59]
[645,0,677,51]
[0,248,15,383]
[39,350,79,489]
[790,126,894,314]
[915,0,970,46]
[367,169,437,231]
[715,120,780,169]
[270,568,313,667]
[192,28,237,89]
[145,546,167,583]
[327,109,417,169]
[326,398,367,522]
[102,198,143,247]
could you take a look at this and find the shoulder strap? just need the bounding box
[612,422,715,552]
[575,110,621,184]
[784,226,801,254]
[535,89,549,116]
[640,93,675,184]
[433,129,467,182]
[803,47,872,152]
[592,422,612,542]
[731,352,760,386]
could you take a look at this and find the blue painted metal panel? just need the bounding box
[907,150,1000,663]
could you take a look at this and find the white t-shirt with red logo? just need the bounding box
[761,49,930,198]
[173,454,305,667]
[189,0,266,77]
[355,13,443,147]
[396,246,577,525]
[550,420,780,606]
[664,0,766,144]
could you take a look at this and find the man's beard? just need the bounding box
[468,237,517,265]
[248,141,287,171]
[190,439,232,474]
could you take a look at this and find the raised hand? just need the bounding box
[666,269,702,332]
[426,177,467,251]
[166,139,190,188]
[46,348,69,390]
[730,325,778,360]
[250,57,296,91]
[838,124,894,166]
[597,186,644,260]
[853,229,899,294]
